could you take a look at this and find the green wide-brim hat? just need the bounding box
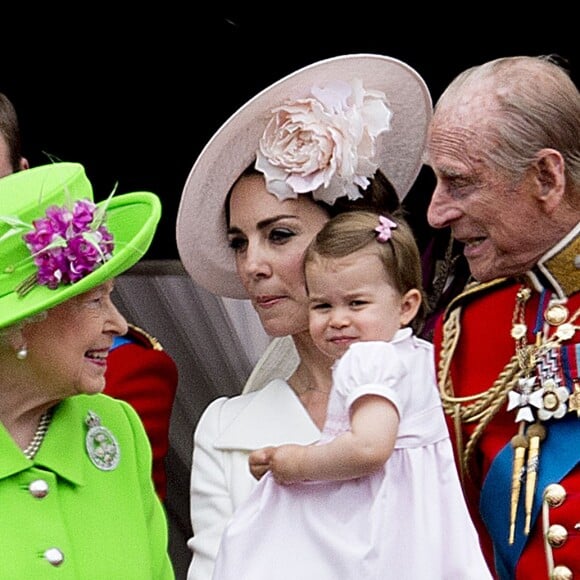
[0,162,161,330]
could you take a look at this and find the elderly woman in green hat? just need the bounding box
[0,162,174,579]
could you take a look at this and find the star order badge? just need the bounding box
[569,382,580,418]
[85,411,120,471]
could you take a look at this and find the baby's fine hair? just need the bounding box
[304,209,426,332]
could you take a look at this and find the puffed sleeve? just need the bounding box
[333,341,408,416]
[187,397,234,580]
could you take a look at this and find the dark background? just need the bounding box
[3,13,576,578]
[1,13,577,260]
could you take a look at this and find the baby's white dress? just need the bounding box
[212,329,491,579]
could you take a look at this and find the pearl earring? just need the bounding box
[16,347,28,360]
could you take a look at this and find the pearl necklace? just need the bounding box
[23,410,53,460]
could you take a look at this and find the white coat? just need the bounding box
[186,377,320,580]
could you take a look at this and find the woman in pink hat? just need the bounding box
[177,54,478,579]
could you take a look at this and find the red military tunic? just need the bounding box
[105,324,178,501]
[433,224,580,579]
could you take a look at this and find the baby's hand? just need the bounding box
[249,447,276,481]
[269,444,306,485]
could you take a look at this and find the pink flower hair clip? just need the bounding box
[374,215,397,243]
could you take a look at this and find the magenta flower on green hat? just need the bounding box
[23,199,114,289]
[18,199,114,293]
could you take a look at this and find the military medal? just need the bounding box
[85,410,120,471]
[544,302,568,326]
[569,382,580,418]
[506,288,580,543]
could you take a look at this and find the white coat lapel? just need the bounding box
[215,379,320,450]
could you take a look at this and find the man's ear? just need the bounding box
[532,148,565,212]
[18,157,29,171]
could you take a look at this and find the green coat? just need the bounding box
[0,393,174,579]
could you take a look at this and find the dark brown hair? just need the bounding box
[0,93,24,173]
[226,164,402,226]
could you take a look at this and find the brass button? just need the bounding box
[547,524,568,548]
[544,483,567,508]
[551,564,572,580]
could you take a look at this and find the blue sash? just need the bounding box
[110,336,132,351]
[480,415,580,579]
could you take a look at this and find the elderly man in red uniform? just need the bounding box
[426,55,580,579]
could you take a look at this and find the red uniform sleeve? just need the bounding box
[105,339,178,501]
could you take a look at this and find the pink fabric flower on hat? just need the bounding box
[256,78,392,205]
[21,199,114,291]
[374,215,397,242]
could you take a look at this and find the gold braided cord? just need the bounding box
[461,363,521,476]
[437,307,461,402]
[437,305,524,480]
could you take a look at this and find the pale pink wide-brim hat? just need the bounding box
[177,53,432,298]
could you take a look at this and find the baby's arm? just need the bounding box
[250,394,399,484]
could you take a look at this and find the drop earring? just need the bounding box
[16,346,28,360]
